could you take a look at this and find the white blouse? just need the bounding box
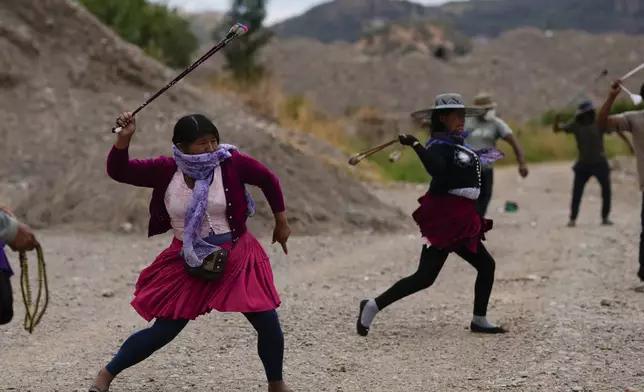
[164,166,231,240]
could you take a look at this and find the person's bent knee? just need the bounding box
[476,258,496,275]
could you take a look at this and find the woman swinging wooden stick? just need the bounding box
[356,93,509,337]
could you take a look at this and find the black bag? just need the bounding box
[183,248,229,281]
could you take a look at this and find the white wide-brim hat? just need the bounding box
[411,93,486,120]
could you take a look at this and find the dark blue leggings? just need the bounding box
[105,310,284,381]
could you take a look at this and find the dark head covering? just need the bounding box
[172,114,220,146]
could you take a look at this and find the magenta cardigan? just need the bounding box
[106,145,285,242]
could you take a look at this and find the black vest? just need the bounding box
[427,143,482,194]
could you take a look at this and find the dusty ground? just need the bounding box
[2,161,644,392]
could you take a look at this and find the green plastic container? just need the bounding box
[504,201,518,212]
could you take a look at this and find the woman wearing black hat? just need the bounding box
[356,93,508,336]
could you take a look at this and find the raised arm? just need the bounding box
[597,81,625,132]
[107,145,171,188]
[106,112,170,188]
[398,134,447,177]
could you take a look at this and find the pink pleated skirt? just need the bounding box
[131,231,281,322]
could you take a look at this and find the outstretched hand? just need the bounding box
[398,134,419,146]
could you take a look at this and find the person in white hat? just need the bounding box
[356,93,508,337]
[597,81,644,284]
[464,93,528,216]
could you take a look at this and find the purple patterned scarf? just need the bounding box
[425,131,505,166]
[172,144,256,268]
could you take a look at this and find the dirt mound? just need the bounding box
[259,29,644,123]
[0,0,411,236]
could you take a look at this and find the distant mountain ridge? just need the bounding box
[270,0,644,43]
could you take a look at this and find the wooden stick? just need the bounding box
[620,61,644,82]
[348,138,398,166]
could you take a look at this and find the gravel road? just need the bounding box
[2,161,644,392]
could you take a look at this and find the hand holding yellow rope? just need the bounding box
[19,243,48,334]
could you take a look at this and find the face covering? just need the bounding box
[483,109,496,121]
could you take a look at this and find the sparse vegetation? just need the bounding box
[215,0,272,83]
[78,0,198,68]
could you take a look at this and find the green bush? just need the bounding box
[215,0,272,83]
[367,147,429,183]
[78,0,199,68]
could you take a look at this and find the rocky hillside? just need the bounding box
[0,0,410,236]
[259,28,644,123]
[445,0,644,37]
[356,19,472,58]
[271,0,644,43]
[270,0,433,43]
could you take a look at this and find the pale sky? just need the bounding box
[152,0,455,25]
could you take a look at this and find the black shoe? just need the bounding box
[602,219,614,226]
[638,266,644,282]
[470,322,508,334]
[356,300,370,337]
[567,220,576,228]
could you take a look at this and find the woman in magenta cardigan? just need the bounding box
[89,112,292,392]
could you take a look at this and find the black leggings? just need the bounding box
[105,310,284,382]
[0,269,13,325]
[570,160,611,221]
[639,192,644,280]
[375,242,496,316]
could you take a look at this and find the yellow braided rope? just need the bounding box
[18,244,48,333]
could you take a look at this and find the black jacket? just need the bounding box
[412,142,482,195]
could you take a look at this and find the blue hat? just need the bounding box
[576,100,595,116]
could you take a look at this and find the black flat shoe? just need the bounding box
[470,322,508,334]
[356,300,370,337]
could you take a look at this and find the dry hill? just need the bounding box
[259,28,644,123]
[271,0,644,43]
[356,19,472,58]
[0,0,410,236]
